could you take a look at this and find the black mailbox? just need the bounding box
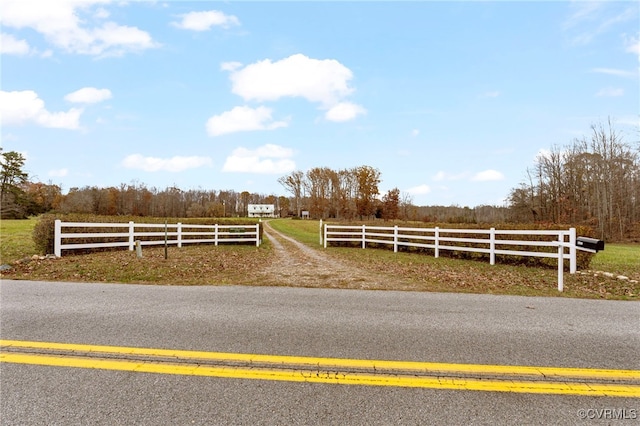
[576,237,605,252]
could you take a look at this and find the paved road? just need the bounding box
[1,279,638,425]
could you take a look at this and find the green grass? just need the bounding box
[591,244,640,277]
[268,218,323,246]
[1,217,38,264]
[1,216,638,299]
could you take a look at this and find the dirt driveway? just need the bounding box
[260,221,400,290]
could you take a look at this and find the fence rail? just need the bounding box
[322,223,577,291]
[54,220,260,257]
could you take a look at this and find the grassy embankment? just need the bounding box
[1,217,638,299]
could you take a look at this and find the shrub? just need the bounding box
[33,214,56,255]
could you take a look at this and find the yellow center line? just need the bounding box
[1,339,639,398]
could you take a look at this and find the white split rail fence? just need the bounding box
[54,220,260,258]
[321,222,578,292]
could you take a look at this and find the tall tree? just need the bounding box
[1,150,29,218]
[354,165,381,219]
[278,170,304,217]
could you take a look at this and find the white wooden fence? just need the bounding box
[54,220,260,257]
[322,223,578,291]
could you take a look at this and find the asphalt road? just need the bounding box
[1,279,638,425]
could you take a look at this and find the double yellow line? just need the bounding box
[1,339,639,397]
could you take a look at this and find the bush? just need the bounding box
[33,214,56,255]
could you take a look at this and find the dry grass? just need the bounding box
[1,217,639,300]
[2,243,272,286]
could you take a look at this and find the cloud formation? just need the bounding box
[222,144,296,174]
[206,106,289,137]
[596,87,624,97]
[0,90,82,129]
[220,54,366,125]
[471,170,505,182]
[65,87,112,104]
[121,154,213,172]
[406,184,431,195]
[0,0,158,56]
[172,10,240,31]
[0,32,30,55]
[324,102,366,122]
[227,54,354,106]
[592,68,636,78]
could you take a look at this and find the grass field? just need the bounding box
[1,217,38,264]
[1,217,638,300]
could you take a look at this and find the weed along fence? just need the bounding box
[54,220,260,257]
[322,223,583,292]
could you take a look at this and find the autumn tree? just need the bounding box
[354,165,381,219]
[381,188,400,221]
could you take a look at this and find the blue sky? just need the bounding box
[1,1,638,207]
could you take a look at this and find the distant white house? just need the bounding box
[248,204,276,218]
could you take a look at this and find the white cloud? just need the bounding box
[0,90,82,129]
[405,184,431,195]
[220,61,242,72]
[49,168,69,177]
[0,0,158,56]
[226,54,355,107]
[411,129,420,137]
[121,154,213,172]
[172,10,240,31]
[471,170,505,182]
[65,87,112,104]
[596,87,624,97]
[0,32,30,55]
[206,106,289,137]
[433,171,469,181]
[592,68,636,78]
[324,102,366,122]
[222,144,296,174]
[563,3,637,46]
[624,33,639,59]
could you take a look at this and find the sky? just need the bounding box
[1,1,638,207]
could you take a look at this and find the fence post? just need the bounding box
[319,219,323,246]
[434,227,439,258]
[394,225,398,253]
[557,233,564,292]
[214,224,218,246]
[362,224,366,249]
[177,223,182,248]
[256,223,260,247]
[490,228,496,265]
[54,219,62,257]
[569,228,576,274]
[129,221,135,251]
[324,223,328,249]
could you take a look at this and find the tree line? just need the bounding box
[277,165,409,220]
[508,120,639,241]
[2,121,638,240]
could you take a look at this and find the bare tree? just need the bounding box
[278,170,304,217]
